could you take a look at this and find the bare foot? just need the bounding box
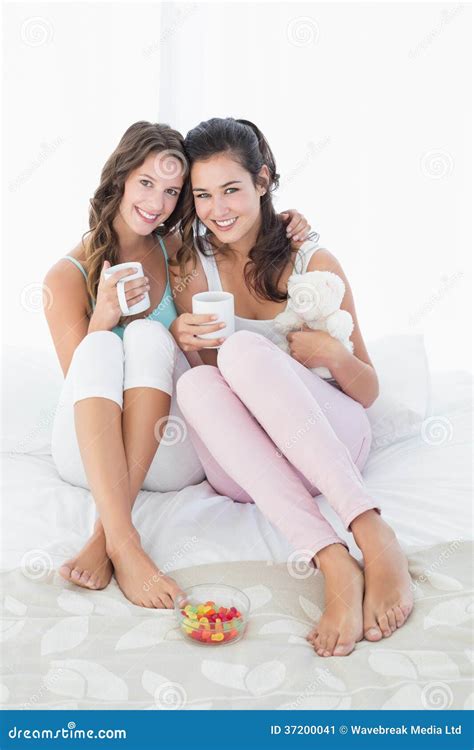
[59,522,113,590]
[107,533,184,608]
[306,543,364,657]
[351,510,414,641]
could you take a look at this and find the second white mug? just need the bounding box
[192,291,235,348]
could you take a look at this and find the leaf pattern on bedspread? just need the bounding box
[241,584,272,611]
[423,595,473,629]
[201,659,286,696]
[45,660,128,701]
[41,616,89,655]
[115,620,175,651]
[0,542,472,709]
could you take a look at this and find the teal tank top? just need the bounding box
[62,235,177,339]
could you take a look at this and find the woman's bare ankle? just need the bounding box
[313,542,349,571]
[350,509,393,546]
[105,526,140,558]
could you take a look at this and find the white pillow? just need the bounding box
[2,334,430,456]
[1,345,63,455]
[365,334,431,448]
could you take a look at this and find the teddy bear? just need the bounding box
[274,270,354,379]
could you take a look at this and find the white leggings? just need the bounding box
[51,319,205,493]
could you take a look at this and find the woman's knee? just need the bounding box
[217,330,263,375]
[176,365,220,412]
[70,332,124,405]
[123,319,177,358]
[123,320,178,392]
[72,330,123,370]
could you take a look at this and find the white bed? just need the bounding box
[1,335,472,710]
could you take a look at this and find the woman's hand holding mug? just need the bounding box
[170,313,227,351]
[171,291,235,351]
[88,260,151,332]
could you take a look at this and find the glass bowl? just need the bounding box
[174,583,250,646]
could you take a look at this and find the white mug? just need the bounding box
[103,261,150,316]
[192,291,235,348]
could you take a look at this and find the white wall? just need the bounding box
[3,2,164,350]
[159,1,472,374]
[3,2,472,375]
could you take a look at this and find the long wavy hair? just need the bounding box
[82,121,188,307]
[173,117,292,302]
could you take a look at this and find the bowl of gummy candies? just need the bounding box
[174,584,250,646]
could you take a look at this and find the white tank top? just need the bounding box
[197,236,343,390]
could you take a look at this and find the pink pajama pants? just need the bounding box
[176,330,380,565]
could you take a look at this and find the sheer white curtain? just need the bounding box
[158,2,471,373]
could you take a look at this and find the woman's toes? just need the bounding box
[377,612,392,638]
[161,593,175,609]
[324,632,338,656]
[394,605,406,628]
[317,632,328,654]
[59,565,72,581]
[306,627,318,643]
[386,608,397,632]
[79,570,91,585]
[364,620,383,641]
[71,568,83,582]
[333,639,355,657]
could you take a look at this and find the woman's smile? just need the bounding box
[212,217,238,231]
[134,205,161,224]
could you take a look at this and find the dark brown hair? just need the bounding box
[82,121,188,305]
[174,117,292,302]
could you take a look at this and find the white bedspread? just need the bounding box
[2,370,472,573]
[1,366,472,711]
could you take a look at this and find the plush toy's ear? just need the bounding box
[325,271,345,298]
